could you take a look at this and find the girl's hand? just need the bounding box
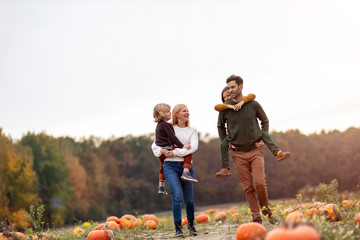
[227,105,236,110]
[183,145,191,150]
[234,100,245,111]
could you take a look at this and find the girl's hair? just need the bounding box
[221,86,228,103]
[153,103,171,122]
[172,104,189,127]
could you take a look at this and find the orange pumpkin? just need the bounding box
[214,211,227,221]
[29,232,51,240]
[144,220,157,229]
[119,217,132,229]
[205,209,217,214]
[312,202,327,209]
[231,213,242,220]
[354,213,360,226]
[71,228,86,236]
[106,216,120,224]
[87,230,114,240]
[342,200,353,207]
[264,224,321,240]
[120,214,137,222]
[195,214,210,223]
[106,221,120,231]
[304,208,318,218]
[119,214,136,228]
[319,204,341,222]
[0,232,26,240]
[226,208,237,214]
[94,223,105,230]
[282,207,295,214]
[285,211,304,223]
[142,214,158,224]
[181,218,188,226]
[236,222,267,240]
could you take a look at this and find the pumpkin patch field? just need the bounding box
[2,196,360,240]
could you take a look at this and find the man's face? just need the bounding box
[227,80,242,99]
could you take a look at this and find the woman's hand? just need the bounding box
[160,149,169,155]
[165,151,175,158]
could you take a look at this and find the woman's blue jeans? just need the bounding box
[163,161,195,222]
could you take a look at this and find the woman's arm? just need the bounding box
[151,141,162,157]
[172,129,199,157]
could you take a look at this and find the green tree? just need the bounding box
[20,133,70,226]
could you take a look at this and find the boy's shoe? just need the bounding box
[158,186,168,195]
[181,172,198,183]
[253,218,262,225]
[276,151,291,162]
[215,168,232,178]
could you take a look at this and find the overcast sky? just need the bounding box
[1,0,359,141]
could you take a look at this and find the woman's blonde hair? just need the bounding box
[153,103,171,122]
[172,104,189,127]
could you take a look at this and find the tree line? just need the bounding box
[1,127,359,229]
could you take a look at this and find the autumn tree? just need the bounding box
[0,129,39,229]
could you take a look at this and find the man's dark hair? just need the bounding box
[226,74,243,85]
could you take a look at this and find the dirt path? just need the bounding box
[144,202,243,240]
[141,221,239,240]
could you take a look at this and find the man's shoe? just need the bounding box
[187,220,198,236]
[181,172,198,183]
[262,206,278,224]
[215,168,232,178]
[268,215,279,224]
[276,151,291,162]
[158,186,168,195]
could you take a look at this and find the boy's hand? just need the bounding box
[183,145,191,150]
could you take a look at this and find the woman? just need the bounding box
[151,104,199,237]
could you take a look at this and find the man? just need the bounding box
[217,74,279,224]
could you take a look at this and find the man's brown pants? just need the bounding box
[232,147,270,221]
